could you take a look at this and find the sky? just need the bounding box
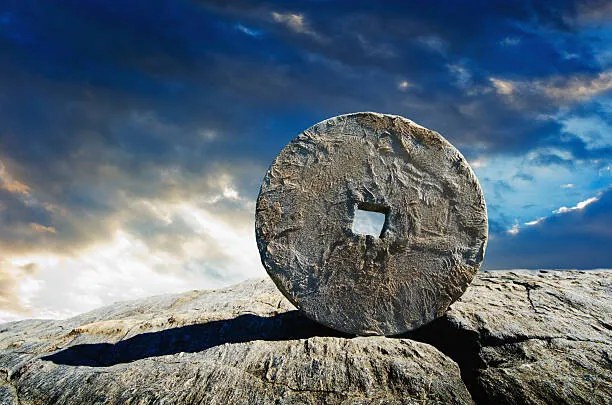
[0,0,610,322]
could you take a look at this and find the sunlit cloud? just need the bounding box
[29,223,56,234]
[490,71,612,105]
[271,11,319,39]
[524,217,545,226]
[0,189,263,322]
[0,161,31,195]
[397,80,410,91]
[485,188,612,269]
[490,78,515,95]
[543,72,612,102]
[553,195,599,214]
[0,258,40,321]
[524,193,601,225]
[468,158,487,169]
[506,223,520,235]
[0,158,265,322]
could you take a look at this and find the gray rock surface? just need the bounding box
[0,279,471,405]
[0,270,610,404]
[410,270,612,404]
[256,112,488,336]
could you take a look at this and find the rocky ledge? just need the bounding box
[0,270,610,404]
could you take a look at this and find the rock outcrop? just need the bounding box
[0,270,610,404]
[410,270,612,404]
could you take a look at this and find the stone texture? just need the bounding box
[0,271,609,404]
[0,279,471,405]
[409,270,612,404]
[256,112,488,336]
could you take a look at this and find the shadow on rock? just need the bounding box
[403,316,486,404]
[43,311,347,367]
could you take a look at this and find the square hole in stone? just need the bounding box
[352,203,387,237]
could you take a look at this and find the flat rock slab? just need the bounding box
[256,112,488,336]
[0,270,610,404]
[0,280,471,405]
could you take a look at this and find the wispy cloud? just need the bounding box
[490,71,612,104]
[500,36,520,46]
[271,11,320,39]
[524,217,545,226]
[543,72,612,102]
[553,195,599,214]
[234,23,261,38]
[417,35,447,54]
[0,161,31,195]
[29,223,56,234]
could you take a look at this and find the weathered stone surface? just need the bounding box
[0,279,471,405]
[0,271,609,404]
[256,112,488,336]
[409,270,612,404]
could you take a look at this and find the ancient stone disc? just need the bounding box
[256,112,487,336]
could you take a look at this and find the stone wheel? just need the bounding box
[256,112,487,335]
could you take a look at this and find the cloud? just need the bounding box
[271,11,319,39]
[417,35,447,53]
[0,259,39,318]
[29,223,57,234]
[473,149,611,234]
[574,0,612,24]
[489,71,612,106]
[0,161,31,195]
[500,36,521,46]
[506,223,520,235]
[542,71,612,102]
[0,176,264,323]
[485,188,612,269]
[0,0,610,320]
[490,78,515,95]
[468,158,487,169]
[234,23,261,37]
[397,80,410,91]
[524,217,545,226]
[553,195,599,214]
[559,106,612,149]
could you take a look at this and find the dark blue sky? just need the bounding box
[0,0,610,319]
